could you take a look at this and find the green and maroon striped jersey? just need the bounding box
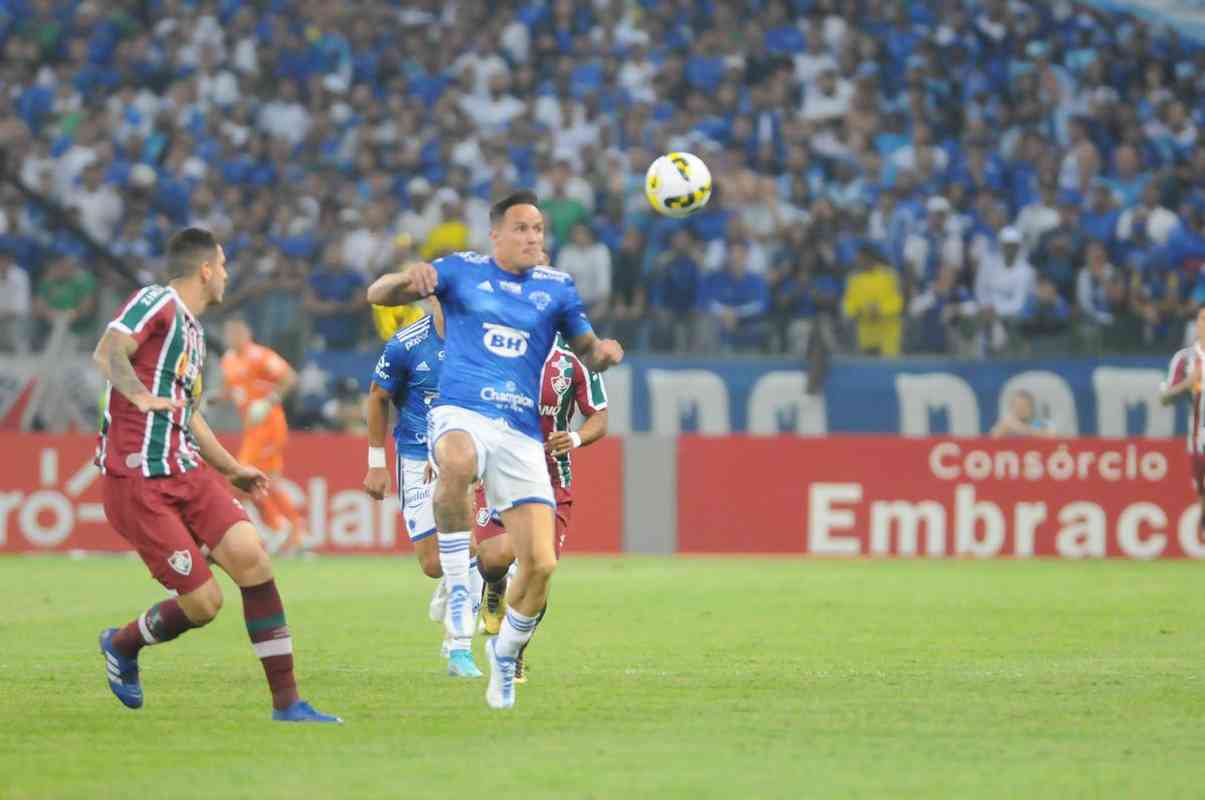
[96,285,206,477]
[538,338,608,488]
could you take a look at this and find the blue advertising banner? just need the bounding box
[307,351,1186,438]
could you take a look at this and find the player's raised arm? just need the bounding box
[366,262,439,306]
[1161,350,1200,406]
[567,331,624,373]
[92,327,183,414]
[363,382,393,500]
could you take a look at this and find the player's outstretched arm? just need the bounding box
[92,328,183,414]
[190,410,268,496]
[568,332,624,373]
[366,262,438,306]
[1161,361,1200,406]
[363,382,392,500]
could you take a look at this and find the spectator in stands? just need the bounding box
[907,264,978,356]
[976,227,1037,353]
[1079,181,1121,247]
[1019,275,1073,349]
[648,228,702,353]
[556,223,611,320]
[541,159,590,252]
[33,255,97,346]
[608,227,647,349]
[842,241,902,357]
[1034,196,1086,300]
[420,190,470,261]
[903,196,963,290]
[0,251,32,355]
[1077,241,1124,328]
[990,389,1057,438]
[701,240,771,354]
[305,242,365,350]
[1117,183,1181,249]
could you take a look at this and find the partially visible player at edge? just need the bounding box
[362,296,486,678]
[367,191,623,709]
[220,317,309,554]
[1160,306,1205,525]
[93,228,340,723]
[475,330,610,683]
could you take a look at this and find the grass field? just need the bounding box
[2,555,1205,799]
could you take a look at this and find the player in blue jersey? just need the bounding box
[367,191,623,709]
[362,298,484,678]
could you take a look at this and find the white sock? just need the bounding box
[437,532,471,592]
[496,607,539,659]
[451,635,472,654]
[468,555,484,617]
[506,561,518,580]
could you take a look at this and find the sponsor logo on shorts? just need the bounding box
[482,323,530,358]
[168,550,193,576]
[125,453,142,469]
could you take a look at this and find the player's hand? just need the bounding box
[229,464,269,498]
[363,467,391,500]
[546,431,577,456]
[246,397,274,425]
[131,392,184,414]
[407,262,438,297]
[592,339,624,371]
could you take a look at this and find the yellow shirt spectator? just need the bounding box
[420,220,469,262]
[842,244,903,356]
[372,303,426,341]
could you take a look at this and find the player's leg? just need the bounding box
[266,418,309,553]
[185,467,340,722]
[513,492,571,684]
[480,428,557,709]
[476,525,515,635]
[431,426,483,645]
[99,475,220,709]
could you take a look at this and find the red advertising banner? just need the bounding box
[678,436,1202,559]
[0,433,623,555]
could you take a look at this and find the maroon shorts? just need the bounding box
[474,484,573,558]
[102,465,251,594]
[1192,455,1205,495]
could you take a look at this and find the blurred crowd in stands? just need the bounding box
[0,0,1202,364]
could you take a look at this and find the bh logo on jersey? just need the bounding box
[482,323,529,358]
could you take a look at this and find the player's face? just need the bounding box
[204,245,228,305]
[491,204,545,271]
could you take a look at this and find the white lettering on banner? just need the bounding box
[0,491,21,545]
[1013,502,1047,558]
[1093,368,1172,437]
[331,491,373,546]
[647,370,731,434]
[998,371,1079,436]
[869,501,945,556]
[896,373,980,436]
[807,483,861,555]
[0,448,103,548]
[481,323,530,358]
[955,485,1005,556]
[1056,502,1106,558]
[1178,505,1205,558]
[1117,503,1167,560]
[928,442,1168,483]
[747,372,828,435]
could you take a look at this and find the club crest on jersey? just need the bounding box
[482,323,530,358]
[168,550,192,576]
[476,507,491,527]
[551,355,573,396]
[530,291,552,311]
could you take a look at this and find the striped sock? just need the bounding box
[496,607,540,659]
[111,598,197,658]
[241,579,299,711]
[468,556,484,617]
[437,531,471,592]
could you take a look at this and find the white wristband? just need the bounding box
[569,432,582,449]
[368,447,387,469]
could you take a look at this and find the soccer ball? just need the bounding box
[645,152,713,218]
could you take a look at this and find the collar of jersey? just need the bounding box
[167,286,200,325]
[489,260,533,282]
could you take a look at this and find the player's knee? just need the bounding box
[419,549,442,579]
[434,439,475,487]
[524,552,558,585]
[183,581,223,625]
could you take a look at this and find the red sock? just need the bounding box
[241,579,299,711]
[111,598,196,658]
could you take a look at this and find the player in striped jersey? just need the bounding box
[93,228,339,723]
[1161,307,1205,521]
[473,332,609,681]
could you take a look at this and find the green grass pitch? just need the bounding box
[2,555,1204,799]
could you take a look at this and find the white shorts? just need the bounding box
[397,457,436,542]
[428,405,554,513]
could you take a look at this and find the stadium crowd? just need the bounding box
[0,0,1202,362]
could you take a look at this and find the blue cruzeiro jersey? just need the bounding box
[372,315,445,461]
[432,251,593,441]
